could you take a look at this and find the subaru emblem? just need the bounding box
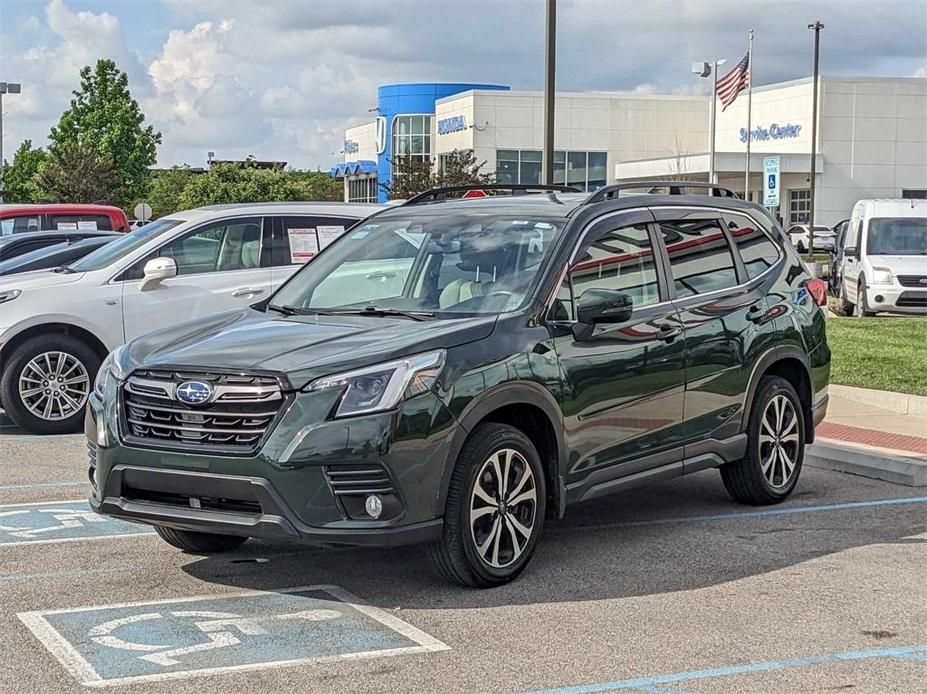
[175,380,213,406]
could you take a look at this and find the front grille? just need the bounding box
[121,369,284,454]
[897,291,927,308]
[122,485,263,514]
[897,275,927,288]
[325,465,395,496]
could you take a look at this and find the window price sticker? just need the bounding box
[287,228,319,263]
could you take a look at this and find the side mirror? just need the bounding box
[138,257,177,291]
[843,246,858,259]
[572,289,633,340]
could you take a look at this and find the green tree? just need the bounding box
[176,163,343,210]
[146,167,196,218]
[48,58,161,206]
[383,150,495,200]
[39,141,121,203]
[1,140,48,203]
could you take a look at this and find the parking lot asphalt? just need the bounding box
[0,433,924,693]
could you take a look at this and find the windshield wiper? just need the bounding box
[266,304,304,316]
[330,306,435,322]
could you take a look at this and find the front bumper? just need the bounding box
[86,386,456,548]
[866,285,927,314]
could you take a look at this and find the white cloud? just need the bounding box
[3,0,926,170]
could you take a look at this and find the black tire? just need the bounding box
[428,422,546,588]
[855,281,877,317]
[721,376,805,505]
[154,526,247,554]
[0,333,101,435]
[837,277,854,315]
[796,241,806,253]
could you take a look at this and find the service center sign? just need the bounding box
[763,155,780,208]
[740,122,801,143]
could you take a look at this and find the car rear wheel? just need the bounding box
[796,241,807,253]
[154,526,247,554]
[0,334,100,434]
[721,376,805,505]
[428,422,545,587]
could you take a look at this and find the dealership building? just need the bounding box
[333,77,926,226]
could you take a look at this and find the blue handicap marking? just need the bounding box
[19,585,449,686]
[0,500,152,546]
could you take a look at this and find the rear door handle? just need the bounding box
[656,324,681,342]
[233,287,264,297]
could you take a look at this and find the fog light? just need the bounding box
[365,494,383,519]
[874,295,884,303]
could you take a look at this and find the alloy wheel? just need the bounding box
[469,448,538,569]
[18,351,90,421]
[758,394,800,489]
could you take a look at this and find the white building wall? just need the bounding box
[434,90,709,184]
[343,121,378,163]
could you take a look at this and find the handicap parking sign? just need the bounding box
[19,585,448,686]
[763,156,780,208]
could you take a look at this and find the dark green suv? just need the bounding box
[88,182,831,587]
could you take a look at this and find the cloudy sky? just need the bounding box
[2,0,925,170]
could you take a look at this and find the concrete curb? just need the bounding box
[807,439,927,487]
[829,384,927,416]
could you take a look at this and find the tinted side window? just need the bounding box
[278,216,361,265]
[48,214,113,231]
[1,215,42,235]
[554,223,660,320]
[660,218,738,297]
[723,213,781,280]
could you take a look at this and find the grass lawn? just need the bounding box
[827,316,927,396]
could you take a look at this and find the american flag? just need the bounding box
[717,53,750,111]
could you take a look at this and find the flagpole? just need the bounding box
[744,29,754,200]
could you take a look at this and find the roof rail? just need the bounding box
[403,183,582,206]
[584,180,740,205]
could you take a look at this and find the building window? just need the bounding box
[438,149,473,173]
[496,149,607,191]
[347,177,378,203]
[789,189,811,224]
[392,115,433,177]
[902,189,927,200]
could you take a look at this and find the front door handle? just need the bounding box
[233,287,265,298]
[366,271,396,281]
[655,324,681,342]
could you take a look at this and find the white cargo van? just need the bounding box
[837,199,927,316]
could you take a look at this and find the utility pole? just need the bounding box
[542,0,556,185]
[743,30,754,201]
[0,82,23,203]
[807,20,824,260]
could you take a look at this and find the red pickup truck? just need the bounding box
[0,204,130,235]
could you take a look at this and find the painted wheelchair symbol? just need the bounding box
[88,609,342,667]
[0,508,106,539]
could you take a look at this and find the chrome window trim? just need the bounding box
[542,204,785,324]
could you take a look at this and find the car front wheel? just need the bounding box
[0,334,100,434]
[721,375,805,505]
[154,526,247,554]
[428,422,546,587]
[855,281,877,317]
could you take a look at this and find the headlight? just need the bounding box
[306,350,446,418]
[871,267,893,285]
[0,289,21,304]
[94,345,127,397]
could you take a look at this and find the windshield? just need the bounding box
[68,218,184,272]
[271,213,566,316]
[866,217,927,256]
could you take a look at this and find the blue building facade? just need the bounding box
[333,82,509,203]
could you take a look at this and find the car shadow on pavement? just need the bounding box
[181,468,927,609]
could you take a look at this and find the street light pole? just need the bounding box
[807,20,824,260]
[693,60,726,185]
[0,82,23,203]
[542,0,556,185]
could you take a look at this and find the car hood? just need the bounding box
[866,255,927,274]
[0,269,86,290]
[124,307,498,388]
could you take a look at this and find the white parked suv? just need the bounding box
[0,202,383,433]
[837,199,927,317]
